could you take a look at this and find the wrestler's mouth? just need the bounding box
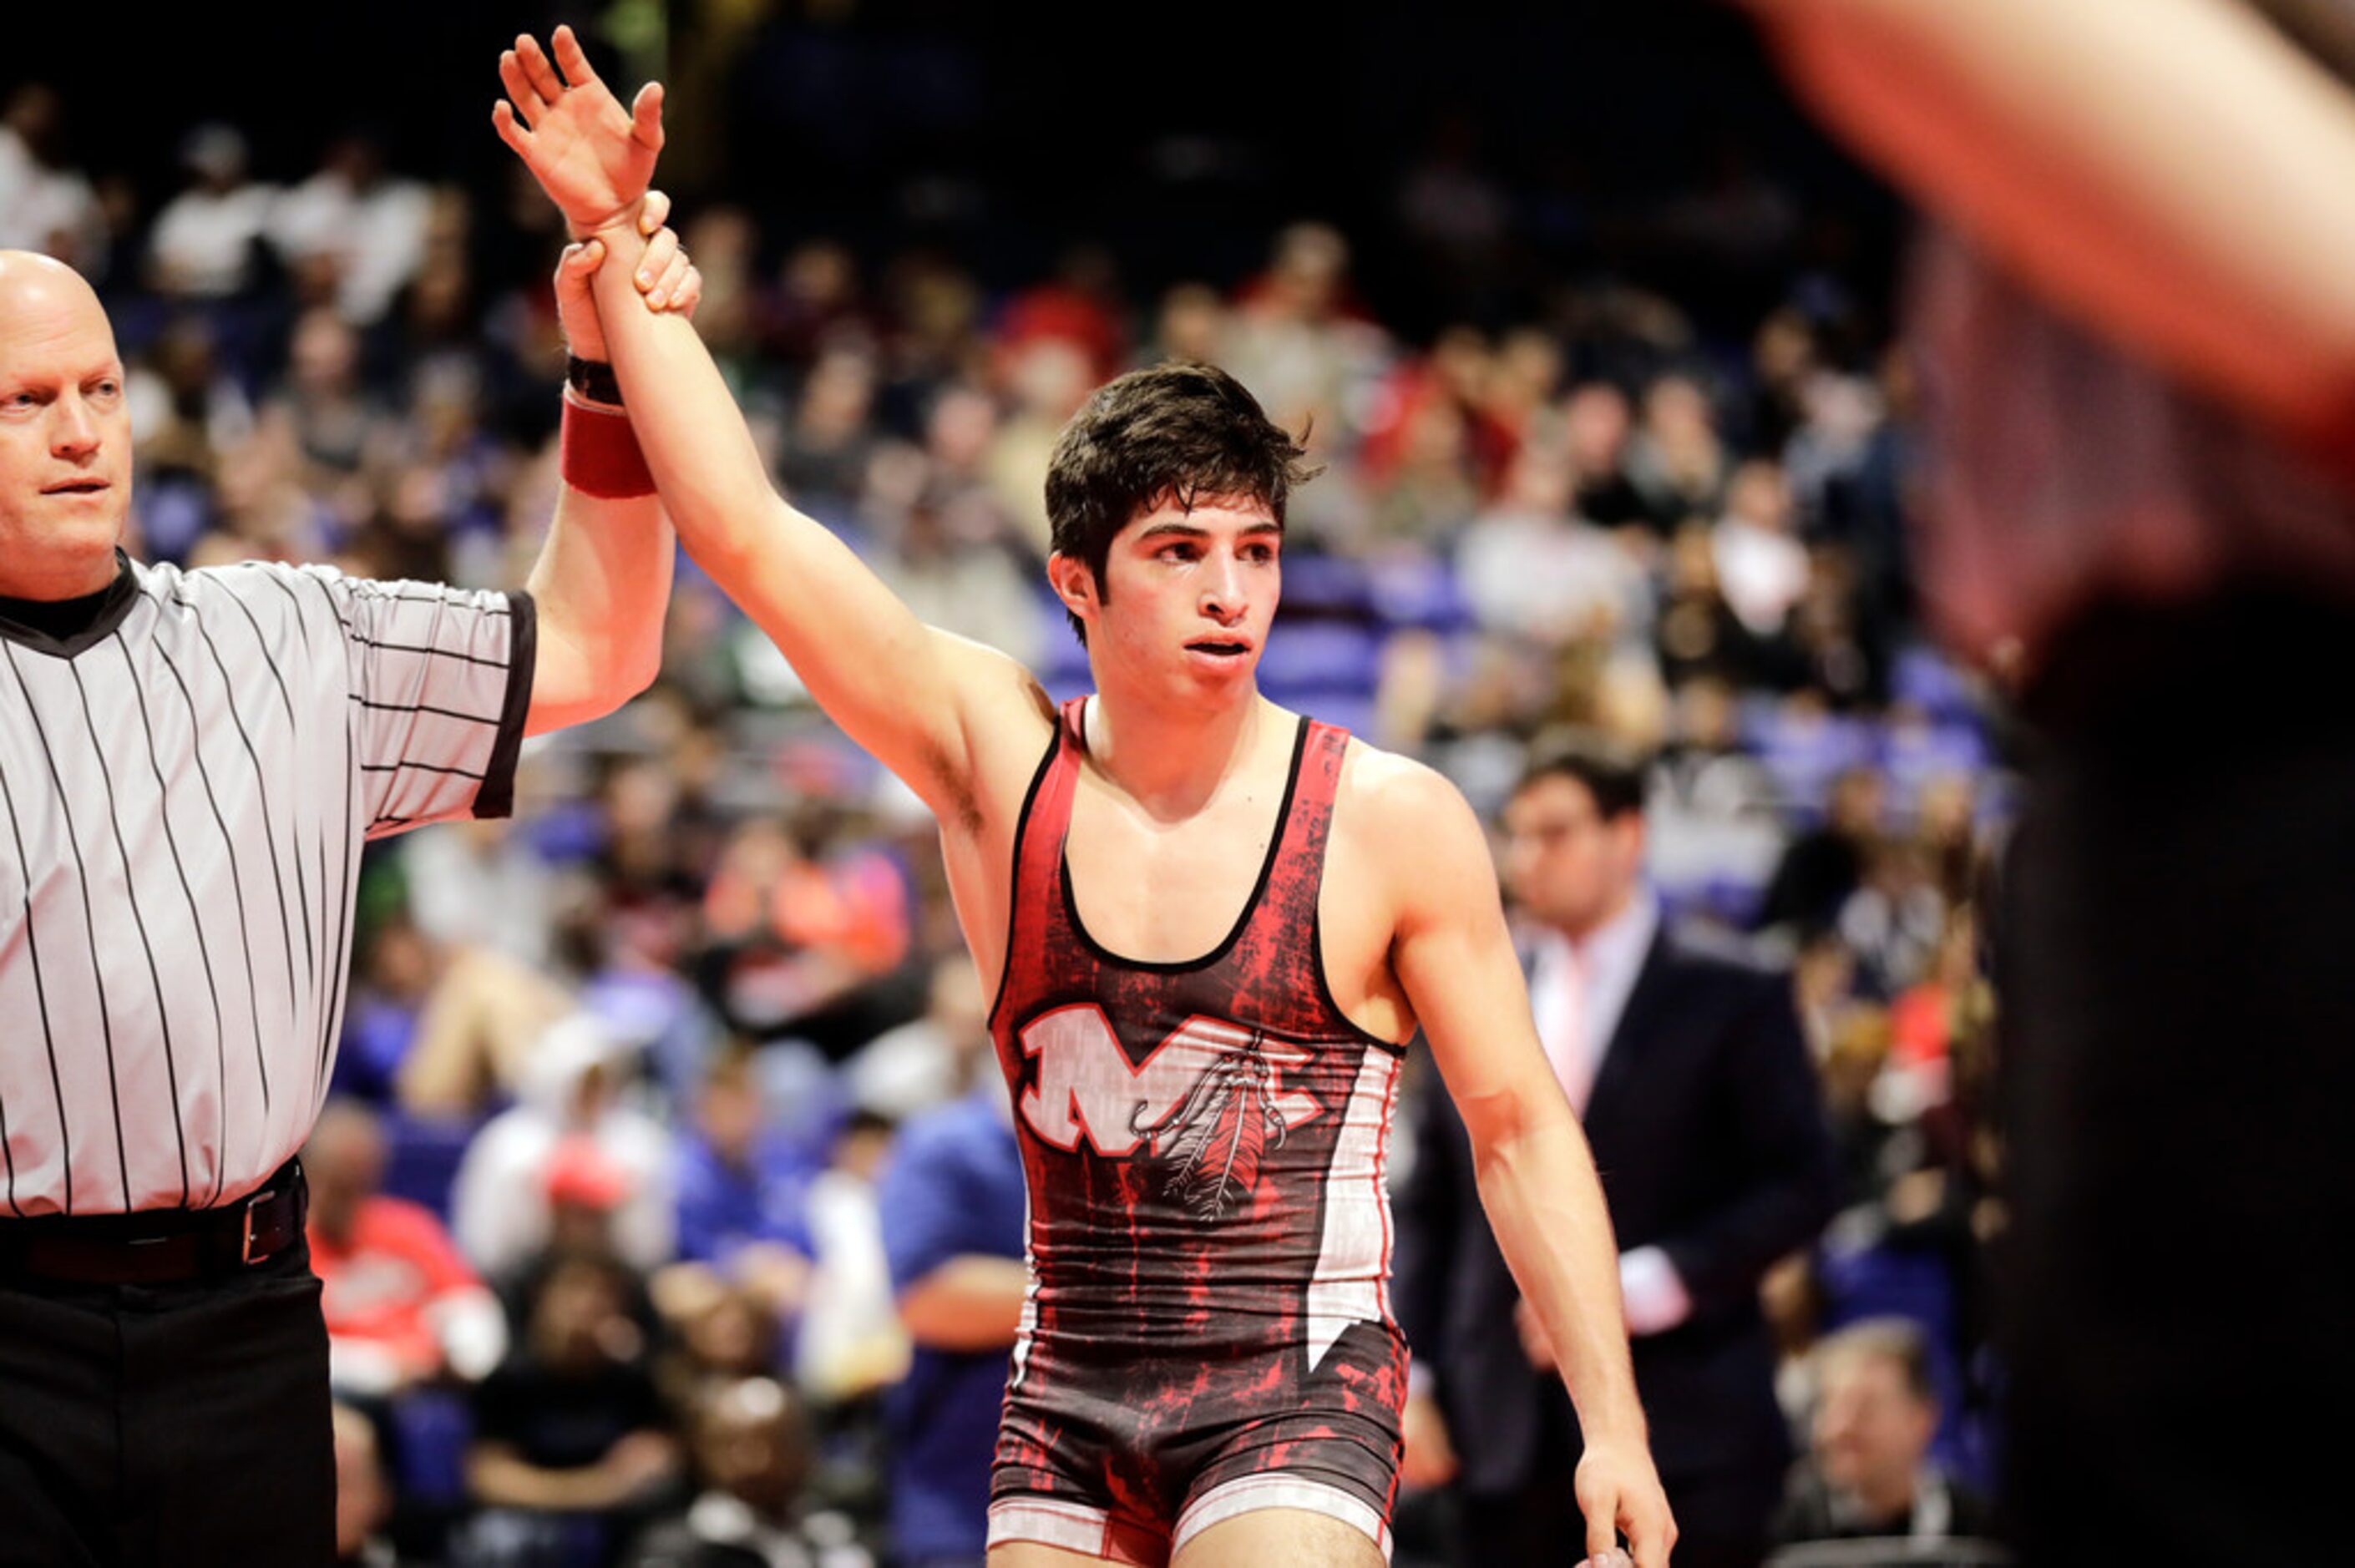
[42,478,109,495]
[1187,638,1253,659]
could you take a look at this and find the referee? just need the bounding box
[0,221,694,1564]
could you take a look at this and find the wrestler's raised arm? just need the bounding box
[493,28,1049,819]
[1356,752,1674,1568]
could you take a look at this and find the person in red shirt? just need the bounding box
[306,1097,506,1396]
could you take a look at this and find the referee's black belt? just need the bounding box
[0,1158,306,1285]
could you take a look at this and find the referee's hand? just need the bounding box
[556,190,701,367]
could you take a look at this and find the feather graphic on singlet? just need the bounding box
[1137,1031,1289,1219]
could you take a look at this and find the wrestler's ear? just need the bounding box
[1047,550,1101,629]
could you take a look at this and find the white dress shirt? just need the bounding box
[1528,889,1694,1336]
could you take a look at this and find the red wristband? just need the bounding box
[560,396,656,499]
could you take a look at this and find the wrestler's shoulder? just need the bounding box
[1326,732,1483,879]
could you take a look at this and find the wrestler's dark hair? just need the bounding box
[1045,361,1319,645]
[1515,734,1649,822]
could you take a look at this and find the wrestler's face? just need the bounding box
[0,255,129,599]
[1055,494,1281,704]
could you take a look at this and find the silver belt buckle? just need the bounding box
[241,1186,276,1265]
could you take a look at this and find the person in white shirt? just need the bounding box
[145,124,276,301]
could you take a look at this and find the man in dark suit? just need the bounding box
[1395,741,1839,1568]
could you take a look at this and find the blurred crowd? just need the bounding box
[8,69,2010,1568]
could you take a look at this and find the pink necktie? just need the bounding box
[1544,940,1593,1115]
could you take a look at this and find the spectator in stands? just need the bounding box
[1457,433,1648,651]
[1656,520,1789,691]
[619,1377,869,1568]
[451,1016,677,1281]
[1755,765,1886,936]
[145,124,276,301]
[466,1250,682,1566]
[270,133,431,326]
[386,930,577,1117]
[403,817,562,972]
[1223,220,1391,451]
[793,1110,909,1406]
[1147,281,1229,367]
[307,1098,509,1399]
[1837,840,1948,999]
[0,83,104,271]
[1713,459,1810,640]
[1626,372,1729,529]
[775,338,880,518]
[845,955,990,1124]
[876,1071,1026,1568]
[693,812,911,1053]
[1395,739,1837,1568]
[1774,1319,1996,1548]
[334,1401,399,1567]
[1562,381,1652,531]
[1646,675,1785,918]
[665,1050,818,1323]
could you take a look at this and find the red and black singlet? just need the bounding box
[984,698,1410,1560]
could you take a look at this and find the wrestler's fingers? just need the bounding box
[498,53,545,129]
[560,239,606,278]
[491,99,534,156]
[516,33,567,104]
[550,23,602,89]
[1628,1500,1674,1568]
[631,81,667,149]
[671,263,703,319]
[1585,1500,1620,1568]
[638,189,671,236]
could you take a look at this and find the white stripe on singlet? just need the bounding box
[0,558,532,1216]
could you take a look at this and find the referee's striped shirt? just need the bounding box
[0,553,534,1216]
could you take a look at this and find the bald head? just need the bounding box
[0,250,129,600]
[0,249,106,319]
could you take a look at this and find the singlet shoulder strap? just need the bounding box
[1233,716,1350,942]
[999,698,1087,961]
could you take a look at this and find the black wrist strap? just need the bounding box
[565,354,624,408]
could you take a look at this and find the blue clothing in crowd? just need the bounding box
[877,1090,1026,1564]
[673,1133,818,1266]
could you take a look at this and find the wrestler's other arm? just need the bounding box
[1368,755,1674,1568]
[1748,0,2355,452]
[494,28,1046,814]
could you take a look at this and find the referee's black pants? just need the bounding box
[0,1233,335,1566]
[1999,591,2355,1564]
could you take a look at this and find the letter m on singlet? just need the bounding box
[1017,1004,1316,1156]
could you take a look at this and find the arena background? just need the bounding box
[6,4,2006,1565]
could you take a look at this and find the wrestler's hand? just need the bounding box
[555,190,701,365]
[1576,1439,1676,1568]
[494,23,664,237]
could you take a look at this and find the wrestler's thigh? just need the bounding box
[989,1544,1145,1568]
[1172,1508,1383,1568]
